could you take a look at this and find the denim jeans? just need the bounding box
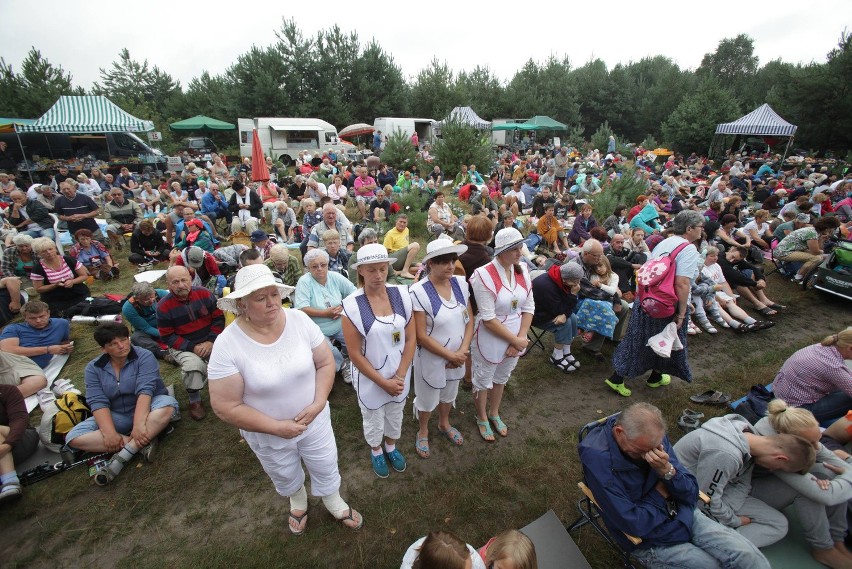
[801,392,852,424]
[325,330,347,372]
[631,509,770,569]
[538,313,578,345]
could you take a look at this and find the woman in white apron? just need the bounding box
[470,228,534,442]
[409,239,474,459]
[342,244,415,479]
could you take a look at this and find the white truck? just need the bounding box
[372,117,436,145]
[238,117,352,165]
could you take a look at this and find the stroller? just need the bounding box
[802,238,852,301]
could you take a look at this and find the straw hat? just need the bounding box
[217,264,295,315]
[422,237,468,263]
[350,243,395,269]
[493,227,525,255]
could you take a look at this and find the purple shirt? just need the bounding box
[773,344,852,406]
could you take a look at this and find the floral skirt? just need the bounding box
[612,305,692,382]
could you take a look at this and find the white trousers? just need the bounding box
[358,399,404,447]
[413,374,459,413]
[246,404,341,497]
[471,343,520,392]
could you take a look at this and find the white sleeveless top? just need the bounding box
[470,260,532,364]
[409,275,470,389]
[342,285,412,410]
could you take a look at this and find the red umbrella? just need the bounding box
[251,129,270,182]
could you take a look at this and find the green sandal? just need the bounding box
[477,420,495,442]
[647,374,671,388]
[605,379,632,397]
[488,416,508,437]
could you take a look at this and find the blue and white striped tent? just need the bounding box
[714,103,797,136]
[438,106,492,130]
[15,95,154,133]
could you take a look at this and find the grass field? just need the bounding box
[0,208,850,569]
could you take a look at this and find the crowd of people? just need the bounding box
[0,143,850,568]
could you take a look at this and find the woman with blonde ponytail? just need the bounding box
[773,329,852,423]
[753,398,852,568]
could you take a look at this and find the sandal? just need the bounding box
[682,408,705,420]
[550,355,578,373]
[678,415,700,432]
[689,390,731,405]
[564,354,581,369]
[488,415,508,437]
[605,379,631,397]
[438,426,464,447]
[646,374,671,388]
[336,508,363,531]
[751,320,775,331]
[477,419,495,442]
[415,436,430,459]
[756,306,777,317]
[735,322,757,333]
[768,303,786,310]
[288,510,308,536]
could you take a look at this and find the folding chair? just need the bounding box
[566,414,639,568]
[523,326,547,357]
[566,414,709,568]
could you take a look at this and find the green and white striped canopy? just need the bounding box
[16,95,155,133]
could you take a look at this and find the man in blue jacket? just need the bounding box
[121,282,170,361]
[578,403,770,568]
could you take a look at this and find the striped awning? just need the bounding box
[438,106,491,129]
[16,96,154,133]
[715,104,797,136]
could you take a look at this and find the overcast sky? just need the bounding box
[2,1,850,93]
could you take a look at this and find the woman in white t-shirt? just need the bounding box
[742,209,772,250]
[208,264,362,536]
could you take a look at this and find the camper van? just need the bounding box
[238,118,352,166]
[372,118,436,145]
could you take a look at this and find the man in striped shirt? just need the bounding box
[157,266,224,420]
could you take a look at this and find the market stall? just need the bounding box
[13,96,163,184]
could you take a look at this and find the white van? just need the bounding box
[238,118,352,165]
[372,117,436,145]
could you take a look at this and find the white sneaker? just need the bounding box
[36,388,57,412]
[0,482,23,503]
[341,361,352,384]
[52,378,82,397]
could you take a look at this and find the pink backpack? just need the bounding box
[635,242,690,319]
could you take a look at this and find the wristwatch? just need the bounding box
[663,464,676,480]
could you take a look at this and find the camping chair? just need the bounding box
[567,414,709,568]
[524,326,548,356]
[567,414,639,568]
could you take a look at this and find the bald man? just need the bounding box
[156,266,224,420]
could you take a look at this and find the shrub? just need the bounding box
[640,134,659,150]
[432,117,494,178]
[591,121,615,154]
[381,128,418,172]
[589,168,648,221]
[393,190,430,240]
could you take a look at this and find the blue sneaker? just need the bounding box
[385,449,407,473]
[371,453,389,478]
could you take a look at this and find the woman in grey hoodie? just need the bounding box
[753,399,852,569]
